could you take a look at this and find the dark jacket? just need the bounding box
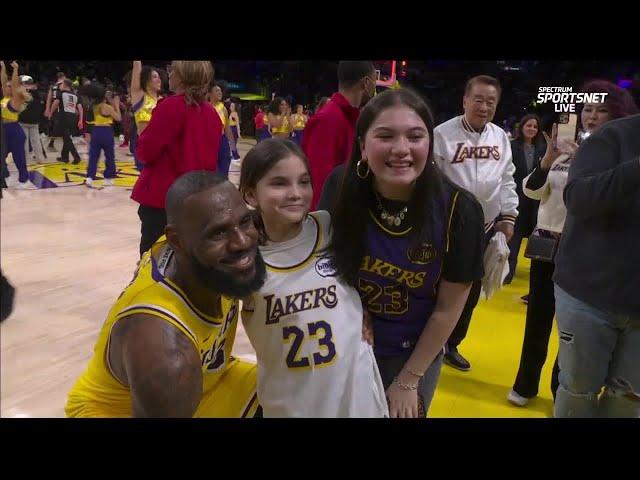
[510,138,546,237]
[553,114,640,315]
[18,89,45,125]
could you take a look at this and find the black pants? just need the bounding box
[59,116,80,162]
[446,228,494,349]
[138,204,167,257]
[505,226,525,283]
[513,259,560,398]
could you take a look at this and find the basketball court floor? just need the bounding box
[0,138,557,418]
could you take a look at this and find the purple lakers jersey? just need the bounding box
[357,193,453,356]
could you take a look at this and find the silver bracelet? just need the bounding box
[393,378,419,391]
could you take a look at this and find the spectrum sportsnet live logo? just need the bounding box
[537,87,608,113]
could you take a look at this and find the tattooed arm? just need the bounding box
[109,314,203,418]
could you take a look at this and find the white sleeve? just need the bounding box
[522,169,550,201]
[498,139,519,224]
[432,128,447,167]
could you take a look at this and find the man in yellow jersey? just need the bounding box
[66,171,267,417]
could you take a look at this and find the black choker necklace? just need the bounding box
[374,191,408,227]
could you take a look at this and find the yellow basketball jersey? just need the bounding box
[132,92,157,127]
[214,102,229,128]
[93,104,113,126]
[65,236,258,418]
[229,112,238,127]
[1,97,19,122]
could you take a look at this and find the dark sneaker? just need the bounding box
[56,157,69,163]
[444,349,471,371]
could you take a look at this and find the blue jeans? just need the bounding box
[553,284,640,418]
[375,351,444,417]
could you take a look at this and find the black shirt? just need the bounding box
[53,88,79,115]
[553,114,640,315]
[318,164,485,283]
[19,89,44,124]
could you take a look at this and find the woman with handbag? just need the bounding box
[507,79,634,408]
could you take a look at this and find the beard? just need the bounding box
[190,248,267,298]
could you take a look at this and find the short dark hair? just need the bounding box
[337,61,375,89]
[56,72,66,80]
[464,75,502,98]
[62,79,73,89]
[166,171,228,224]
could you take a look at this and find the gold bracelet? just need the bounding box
[393,378,419,391]
[405,367,424,378]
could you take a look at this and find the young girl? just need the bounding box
[322,88,486,417]
[82,84,121,188]
[239,138,387,418]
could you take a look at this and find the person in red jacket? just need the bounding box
[302,61,377,210]
[131,60,222,256]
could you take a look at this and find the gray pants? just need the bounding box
[20,123,44,164]
[375,350,444,417]
[553,284,640,418]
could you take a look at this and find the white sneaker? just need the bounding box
[16,181,37,190]
[85,177,94,187]
[103,178,114,186]
[507,389,529,407]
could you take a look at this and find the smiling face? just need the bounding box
[174,183,264,296]
[245,153,313,227]
[360,104,430,197]
[463,82,499,130]
[522,118,539,141]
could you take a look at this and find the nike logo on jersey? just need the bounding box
[451,143,501,163]
[264,285,338,325]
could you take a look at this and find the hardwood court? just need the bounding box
[0,141,557,418]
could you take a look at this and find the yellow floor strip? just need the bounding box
[430,245,558,418]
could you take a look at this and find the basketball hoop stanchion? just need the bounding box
[375,60,398,88]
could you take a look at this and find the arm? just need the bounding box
[135,98,183,166]
[9,62,22,105]
[386,280,472,418]
[108,95,122,122]
[522,167,551,201]
[130,61,143,104]
[77,103,84,129]
[385,192,483,418]
[497,140,518,228]
[0,61,10,98]
[45,85,53,118]
[110,314,203,418]
[563,134,640,219]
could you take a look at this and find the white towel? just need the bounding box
[481,231,510,300]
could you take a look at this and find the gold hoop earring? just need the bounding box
[356,160,370,179]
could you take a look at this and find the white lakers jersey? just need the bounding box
[242,211,388,418]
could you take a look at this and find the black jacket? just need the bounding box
[510,138,546,237]
[18,89,44,125]
[553,114,640,315]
